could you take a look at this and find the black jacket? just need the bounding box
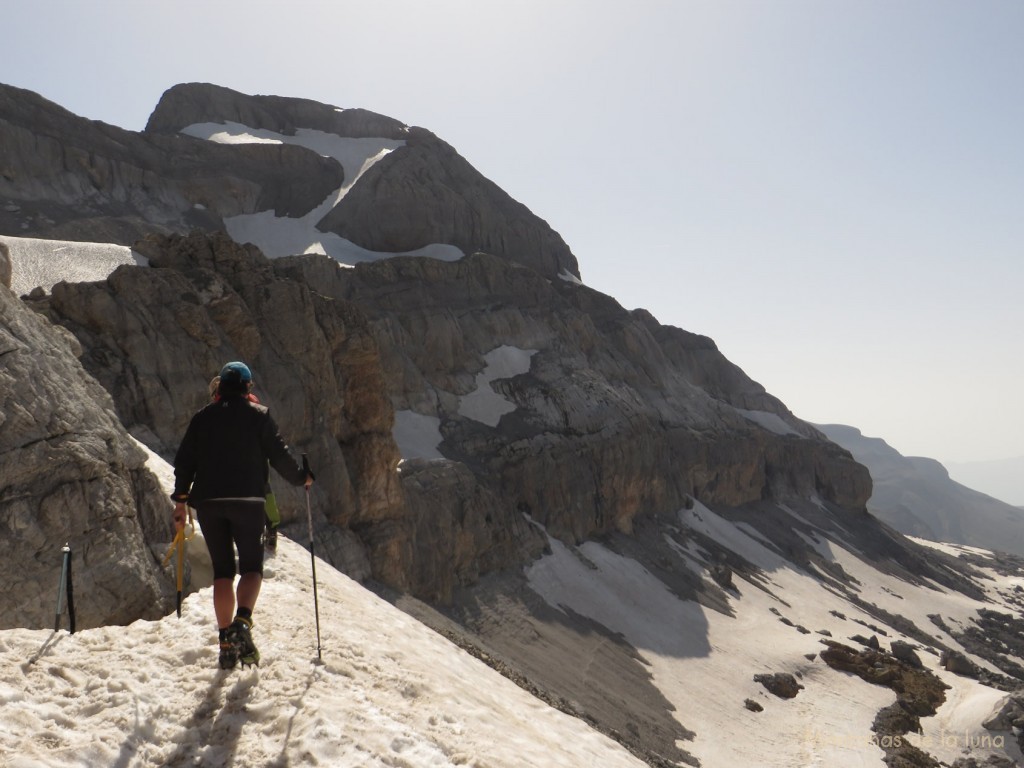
[173,395,306,504]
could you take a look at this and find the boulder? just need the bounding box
[941,649,980,678]
[891,640,924,669]
[753,672,803,699]
[982,693,1024,731]
[744,698,764,712]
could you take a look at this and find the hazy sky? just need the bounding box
[5,1,1022,464]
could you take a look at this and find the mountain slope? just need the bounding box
[0,534,647,768]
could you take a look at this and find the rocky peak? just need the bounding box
[145,82,409,139]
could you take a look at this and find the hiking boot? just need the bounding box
[264,526,278,555]
[218,640,239,670]
[226,617,260,667]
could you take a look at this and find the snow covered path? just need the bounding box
[0,539,644,768]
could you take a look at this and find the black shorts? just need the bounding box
[195,498,266,580]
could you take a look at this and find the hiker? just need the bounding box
[172,361,312,669]
[208,375,282,553]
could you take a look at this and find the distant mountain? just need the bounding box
[945,456,1024,508]
[817,423,1024,555]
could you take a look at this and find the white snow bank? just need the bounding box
[182,122,406,187]
[458,345,537,427]
[0,448,642,766]
[2,236,147,296]
[0,537,645,768]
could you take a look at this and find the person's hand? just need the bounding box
[304,473,314,489]
[173,503,187,531]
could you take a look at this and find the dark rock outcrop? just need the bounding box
[753,672,803,699]
[0,281,174,630]
[821,640,949,768]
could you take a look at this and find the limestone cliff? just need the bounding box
[277,252,870,561]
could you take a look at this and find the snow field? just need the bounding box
[525,499,1024,767]
[2,236,147,296]
[0,515,645,768]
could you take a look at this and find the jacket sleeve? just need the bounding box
[260,411,307,487]
[172,413,201,501]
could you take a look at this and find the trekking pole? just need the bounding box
[174,528,184,618]
[54,544,74,633]
[303,454,323,662]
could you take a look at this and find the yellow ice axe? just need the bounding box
[163,508,196,618]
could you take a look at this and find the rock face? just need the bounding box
[316,127,580,280]
[0,281,174,630]
[31,230,409,588]
[145,82,409,141]
[277,251,870,554]
[0,83,343,246]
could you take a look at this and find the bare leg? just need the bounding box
[236,572,263,615]
[212,578,235,629]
